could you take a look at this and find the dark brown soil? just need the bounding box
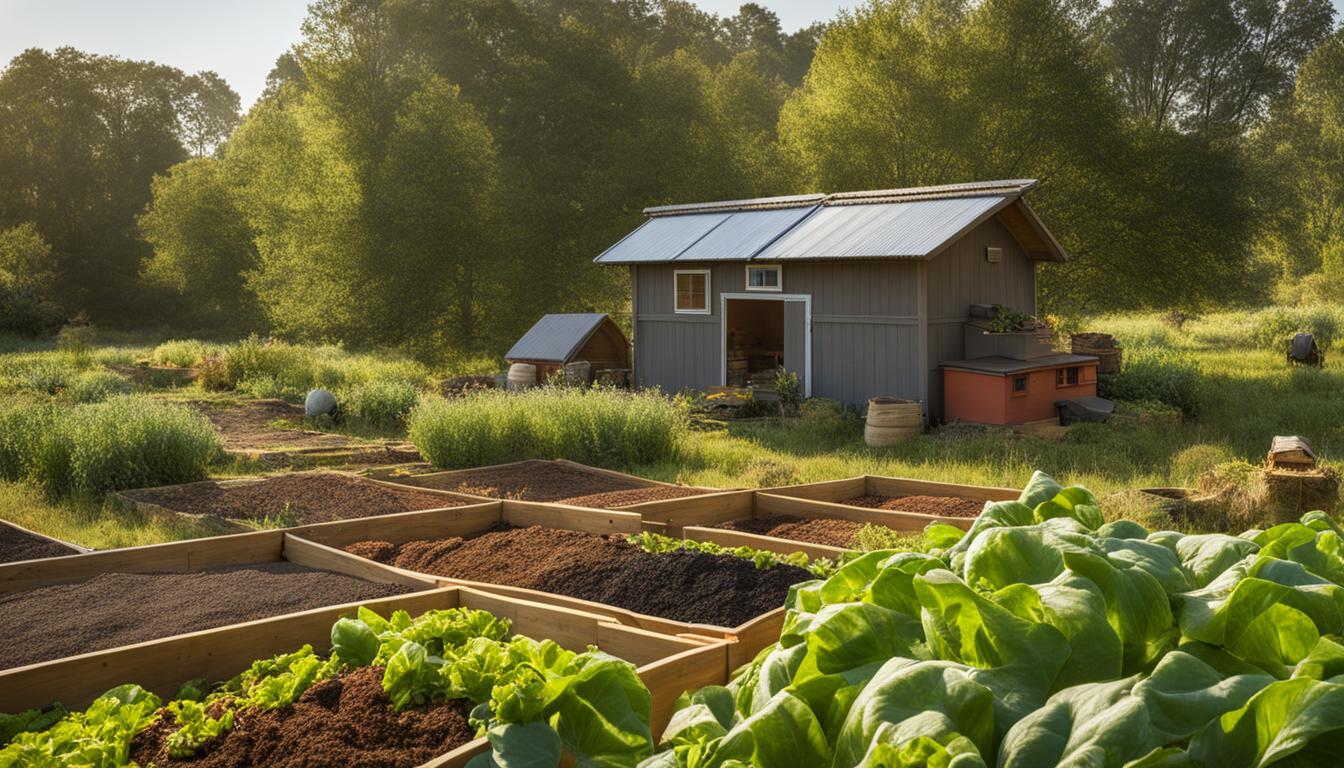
[347,525,807,627]
[131,666,474,768]
[842,494,985,518]
[0,523,80,562]
[409,461,677,502]
[557,485,705,508]
[122,472,466,524]
[0,563,412,670]
[715,515,862,548]
[188,399,352,452]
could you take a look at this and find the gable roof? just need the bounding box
[506,313,612,363]
[594,179,1068,264]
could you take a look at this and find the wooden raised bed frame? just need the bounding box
[0,586,728,768]
[0,518,89,559]
[111,470,481,535]
[362,458,719,505]
[749,474,1022,530]
[288,501,781,668]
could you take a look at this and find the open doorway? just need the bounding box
[725,298,784,387]
[721,294,810,395]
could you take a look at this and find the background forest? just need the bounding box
[1,0,1341,363]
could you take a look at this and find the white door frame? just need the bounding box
[720,292,812,397]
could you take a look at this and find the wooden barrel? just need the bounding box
[864,397,922,446]
[1071,333,1122,374]
[506,363,537,391]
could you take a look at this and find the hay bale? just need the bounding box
[1249,467,1340,525]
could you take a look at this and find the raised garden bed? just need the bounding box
[0,528,436,670]
[0,519,84,563]
[755,474,1023,530]
[286,501,800,667]
[116,471,477,532]
[626,488,970,556]
[0,587,727,766]
[365,458,714,508]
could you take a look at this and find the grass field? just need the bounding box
[0,310,1339,549]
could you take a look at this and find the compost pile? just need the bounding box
[714,514,862,548]
[7,605,657,768]
[346,524,807,626]
[0,563,411,669]
[122,472,464,524]
[411,460,705,507]
[131,667,474,768]
[0,524,79,563]
[843,492,985,517]
[641,471,1344,766]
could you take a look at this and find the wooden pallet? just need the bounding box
[0,586,729,766]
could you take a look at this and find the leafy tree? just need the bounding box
[1251,26,1344,294]
[0,222,56,296]
[1104,0,1336,136]
[178,71,242,157]
[139,158,259,329]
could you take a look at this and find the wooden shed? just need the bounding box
[594,180,1069,419]
[505,313,629,383]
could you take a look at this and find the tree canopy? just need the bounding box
[0,0,1338,355]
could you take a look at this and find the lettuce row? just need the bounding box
[627,531,838,578]
[644,470,1344,767]
[1,606,654,768]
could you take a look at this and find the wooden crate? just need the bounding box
[288,501,785,669]
[0,586,729,767]
[111,470,480,534]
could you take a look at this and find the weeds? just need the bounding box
[337,380,420,431]
[408,387,685,469]
[1098,347,1203,416]
[151,339,224,368]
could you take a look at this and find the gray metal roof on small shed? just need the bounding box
[594,179,1067,264]
[506,313,611,363]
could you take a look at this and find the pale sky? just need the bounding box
[0,0,858,108]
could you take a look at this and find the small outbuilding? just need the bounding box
[594,179,1070,419]
[505,313,630,384]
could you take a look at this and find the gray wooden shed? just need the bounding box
[593,180,1068,419]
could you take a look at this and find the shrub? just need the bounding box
[197,355,229,391]
[219,335,429,400]
[1248,304,1343,350]
[151,339,223,368]
[1099,347,1203,417]
[55,322,97,361]
[339,380,421,430]
[408,388,685,468]
[1090,314,1180,350]
[17,360,79,395]
[0,284,62,336]
[798,397,859,441]
[0,396,221,497]
[773,369,801,412]
[64,369,133,403]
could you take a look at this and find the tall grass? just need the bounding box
[151,339,225,368]
[408,388,686,468]
[338,380,421,431]
[222,335,431,400]
[0,396,222,496]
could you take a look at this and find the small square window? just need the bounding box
[1067,366,1079,385]
[1012,375,1028,395]
[674,270,710,314]
[746,265,781,291]
[1057,366,1080,387]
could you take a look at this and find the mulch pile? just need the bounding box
[0,563,412,670]
[715,515,862,548]
[410,461,706,507]
[841,494,985,518]
[131,666,474,768]
[122,472,465,524]
[0,523,79,563]
[347,525,807,627]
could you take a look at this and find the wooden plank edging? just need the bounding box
[755,492,974,532]
[0,518,90,557]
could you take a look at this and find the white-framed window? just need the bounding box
[745,264,782,292]
[674,269,711,314]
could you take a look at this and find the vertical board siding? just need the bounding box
[633,260,923,404]
[924,215,1038,418]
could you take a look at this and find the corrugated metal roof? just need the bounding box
[594,179,1063,264]
[754,195,1006,260]
[506,313,609,363]
[673,206,820,261]
[594,212,730,264]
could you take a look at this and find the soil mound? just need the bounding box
[842,494,984,518]
[716,515,861,548]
